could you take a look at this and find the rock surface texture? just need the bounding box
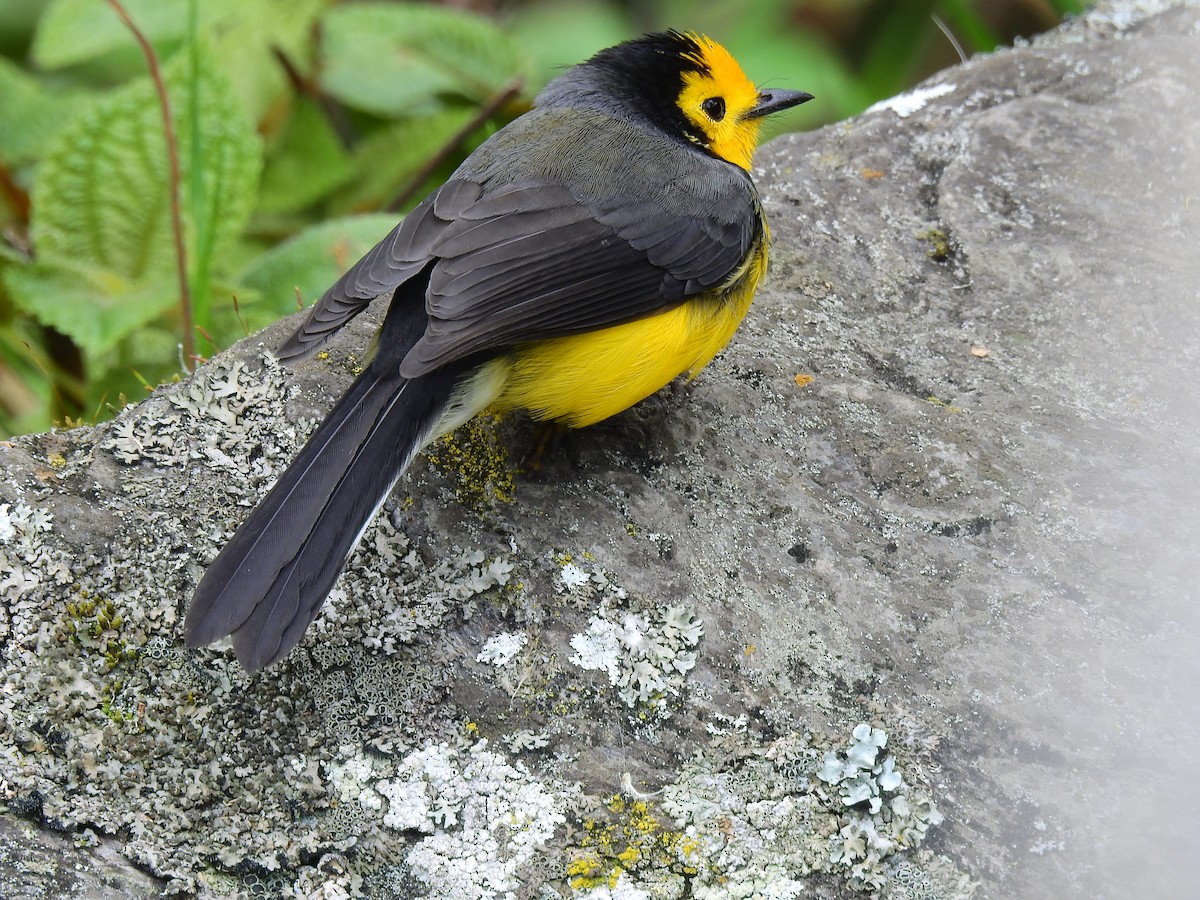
[2,2,1198,898]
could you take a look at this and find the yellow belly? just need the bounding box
[488,243,767,428]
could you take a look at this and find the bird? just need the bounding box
[184,30,812,672]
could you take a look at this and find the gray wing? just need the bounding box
[275,179,484,362]
[277,174,759,375]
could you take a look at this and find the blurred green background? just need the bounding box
[0,0,1087,437]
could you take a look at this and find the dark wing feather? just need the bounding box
[277,168,758,375]
[399,179,757,376]
[275,180,485,363]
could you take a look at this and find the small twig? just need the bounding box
[272,45,359,149]
[387,76,525,212]
[105,0,196,371]
[932,15,968,64]
[194,323,217,355]
[231,292,249,336]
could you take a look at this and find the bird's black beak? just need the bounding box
[747,88,814,119]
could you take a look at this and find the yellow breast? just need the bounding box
[489,237,768,428]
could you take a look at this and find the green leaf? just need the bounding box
[257,95,355,216]
[236,214,398,319]
[0,315,65,438]
[32,0,239,70]
[319,1,526,117]
[0,56,91,165]
[0,0,48,58]
[22,42,261,362]
[5,260,179,358]
[31,42,261,284]
[334,107,476,214]
[34,0,329,122]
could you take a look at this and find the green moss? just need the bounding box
[424,413,515,511]
[916,227,951,260]
[62,594,141,721]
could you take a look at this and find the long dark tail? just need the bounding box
[185,311,477,672]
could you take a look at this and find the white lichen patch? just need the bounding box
[569,602,703,711]
[1,349,969,900]
[573,872,657,900]
[375,740,569,898]
[325,748,387,814]
[477,630,528,667]
[0,352,542,895]
[641,728,960,898]
[505,728,551,753]
[0,501,59,628]
[103,355,309,475]
[560,561,592,590]
[867,81,956,118]
[314,516,515,655]
[104,354,302,469]
[556,725,966,899]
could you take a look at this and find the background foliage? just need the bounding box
[0,0,1087,437]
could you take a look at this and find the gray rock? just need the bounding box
[0,814,164,899]
[1,1,1197,896]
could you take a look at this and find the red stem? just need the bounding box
[105,0,195,371]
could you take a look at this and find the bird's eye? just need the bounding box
[701,96,726,122]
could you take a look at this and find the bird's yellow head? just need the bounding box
[674,34,785,170]
[569,31,812,171]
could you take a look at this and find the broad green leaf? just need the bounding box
[23,42,261,362]
[31,43,261,284]
[5,260,179,358]
[32,0,240,70]
[319,2,526,117]
[0,56,92,165]
[34,0,328,122]
[236,214,398,319]
[257,95,355,216]
[334,107,477,214]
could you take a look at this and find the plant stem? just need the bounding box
[185,0,212,340]
[105,0,195,371]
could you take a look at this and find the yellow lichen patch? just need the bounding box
[424,413,514,511]
[565,851,610,890]
[925,396,963,414]
[566,794,707,892]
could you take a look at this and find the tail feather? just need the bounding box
[184,358,472,672]
[185,369,401,645]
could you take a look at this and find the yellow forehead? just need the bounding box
[679,34,759,110]
[675,34,764,170]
